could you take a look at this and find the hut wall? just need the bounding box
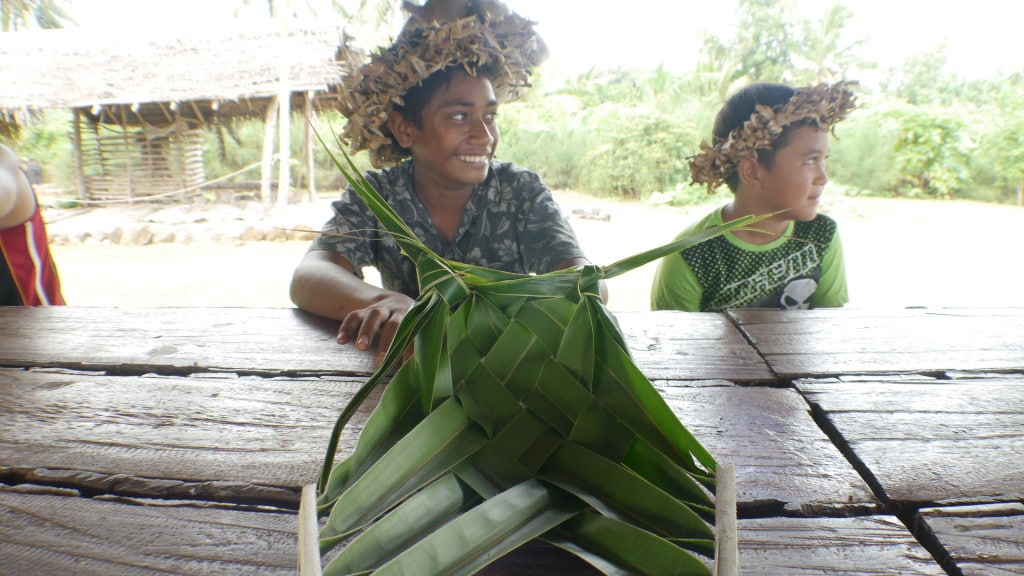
[81,120,206,202]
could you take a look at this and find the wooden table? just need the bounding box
[1,306,1022,575]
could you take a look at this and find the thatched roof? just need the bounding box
[0,25,355,129]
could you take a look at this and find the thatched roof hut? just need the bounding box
[0,25,354,203]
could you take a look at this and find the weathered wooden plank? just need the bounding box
[0,368,374,500]
[0,306,376,376]
[737,515,944,575]
[0,307,777,382]
[656,383,877,514]
[615,311,775,382]
[730,308,1024,376]
[0,490,296,576]
[917,503,1024,576]
[797,375,1024,505]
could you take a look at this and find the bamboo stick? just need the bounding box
[297,484,321,575]
[714,463,738,576]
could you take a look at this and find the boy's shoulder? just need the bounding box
[674,205,728,239]
[794,212,839,238]
[488,160,542,183]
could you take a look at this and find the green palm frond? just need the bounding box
[313,130,758,575]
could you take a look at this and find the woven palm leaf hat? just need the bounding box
[687,80,859,193]
[336,0,549,168]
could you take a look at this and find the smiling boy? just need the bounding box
[290,2,589,364]
[650,81,857,312]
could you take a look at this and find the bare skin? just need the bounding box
[0,144,37,230]
[291,70,590,366]
[724,125,831,245]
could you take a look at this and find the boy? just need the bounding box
[290,0,590,365]
[0,143,65,306]
[650,81,856,312]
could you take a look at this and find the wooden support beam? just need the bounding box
[261,95,278,207]
[303,92,316,203]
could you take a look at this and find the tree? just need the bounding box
[1,0,74,31]
[887,107,971,199]
[794,4,872,85]
[888,46,961,107]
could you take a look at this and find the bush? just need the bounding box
[6,110,76,192]
[577,105,701,200]
[828,109,900,196]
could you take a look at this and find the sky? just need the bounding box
[66,0,1023,83]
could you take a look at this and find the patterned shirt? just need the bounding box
[650,206,847,312]
[310,160,585,297]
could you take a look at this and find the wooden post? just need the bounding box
[303,92,316,203]
[261,96,278,207]
[119,107,133,204]
[275,0,293,210]
[70,109,87,201]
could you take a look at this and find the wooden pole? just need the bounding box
[261,96,278,207]
[119,107,133,204]
[304,92,316,203]
[275,0,293,210]
[71,109,87,201]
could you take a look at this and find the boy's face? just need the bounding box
[756,125,830,221]
[400,70,499,192]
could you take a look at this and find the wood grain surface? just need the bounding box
[730,308,1024,376]
[797,374,1024,505]
[0,368,375,501]
[917,503,1024,576]
[0,490,297,576]
[656,382,877,515]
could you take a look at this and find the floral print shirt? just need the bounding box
[310,160,585,297]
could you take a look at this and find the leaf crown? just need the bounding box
[688,80,859,193]
[336,0,548,168]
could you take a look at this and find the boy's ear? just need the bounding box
[737,157,762,189]
[386,111,416,149]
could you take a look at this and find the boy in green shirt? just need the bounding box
[651,81,857,312]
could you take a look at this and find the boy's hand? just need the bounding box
[337,292,415,367]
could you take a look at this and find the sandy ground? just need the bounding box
[45,190,1024,312]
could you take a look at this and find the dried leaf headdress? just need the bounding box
[688,80,859,193]
[337,0,548,168]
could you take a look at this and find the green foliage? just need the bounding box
[498,94,590,191]
[201,110,362,196]
[975,117,1024,202]
[888,48,961,107]
[827,108,900,196]
[4,110,76,191]
[579,107,699,200]
[1,0,75,31]
[701,0,799,87]
[885,107,971,199]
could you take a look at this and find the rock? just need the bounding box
[151,227,176,244]
[288,224,318,241]
[239,225,265,242]
[264,227,288,242]
[122,225,153,246]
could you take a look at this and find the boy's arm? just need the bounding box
[0,144,37,230]
[290,249,414,366]
[650,252,704,312]
[811,232,848,308]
